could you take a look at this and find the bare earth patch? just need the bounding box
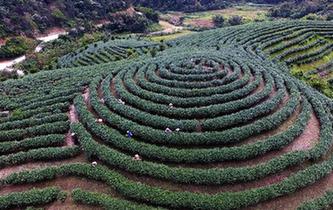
[187,19,214,28]
[65,104,79,146]
[288,112,320,152]
[83,88,90,104]
[0,38,6,46]
[68,104,79,123]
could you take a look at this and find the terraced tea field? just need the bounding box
[58,39,161,68]
[1,20,333,210]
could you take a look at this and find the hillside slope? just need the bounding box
[0,0,153,38]
[268,0,332,19]
[1,20,333,209]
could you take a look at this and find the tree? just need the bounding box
[228,15,243,26]
[0,37,32,59]
[150,48,157,57]
[212,15,225,27]
[135,7,159,23]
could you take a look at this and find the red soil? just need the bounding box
[97,82,103,99]
[83,88,90,104]
[111,78,119,97]
[47,200,103,210]
[225,67,234,77]
[68,104,79,123]
[65,104,79,146]
[82,88,94,113]
[65,132,75,147]
[188,19,214,28]
[95,19,111,28]
[65,131,75,147]
[288,112,320,152]
[95,19,110,25]
[253,77,266,94]
[196,120,203,132]
[0,38,6,46]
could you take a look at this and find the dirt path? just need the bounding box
[288,112,320,152]
[0,55,26,71]
[35,27,68,42]
[151,21,184,35]
[110,78,119,98]
[196,120,203,132]
[65,104,79,146]
[0,38,5,46]
[47,200,103,210]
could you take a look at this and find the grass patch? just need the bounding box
[147,23,164,33]
[181,5,269,26]
[149,30,193,42]
[291,50,333,73]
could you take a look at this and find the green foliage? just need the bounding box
[135,7,159,22]
[0,187,62,209]
[303,13,324,21]
[131,0,229,12]
[11,109,23,118]
[0,0,129,36]
[0,20,333,210]
[0,37,33,59]
[51,9,67,22]
[72,189,163,210]
[58,38,160,68]
[17,32,109,74]
[228,15,243,26]
[213,15,225,27]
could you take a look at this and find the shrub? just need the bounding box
[228,15,243,26]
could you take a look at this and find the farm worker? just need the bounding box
[71,132,76,137]
[92,161,98,167]
[100,98,105,103]
[0,111,9,117]
[165,128,172,134]
[299,95,304,103]
[169,103,174,108]
[175,128,180,132]
[132,154,142,161]
[96,118,103,123]
[127,130,134,138]
[118,98,125,105]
